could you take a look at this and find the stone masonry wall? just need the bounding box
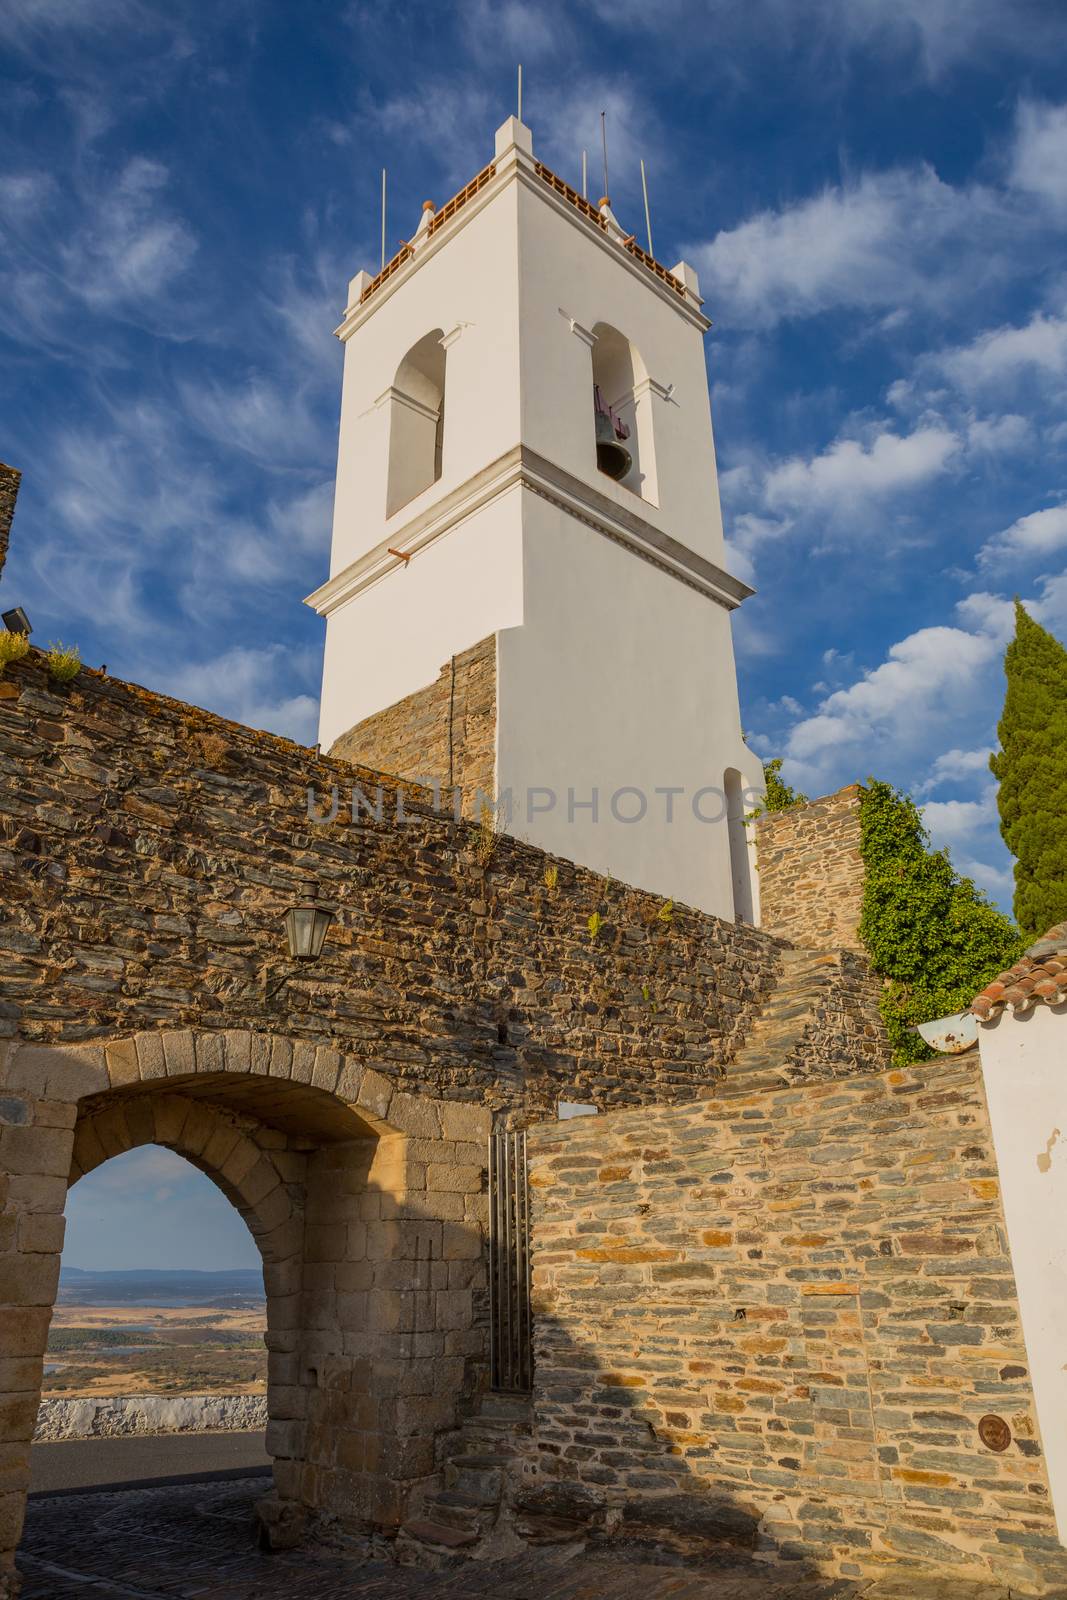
[329,637,495,821]
[0,465,19,584]
[0,651,798,1117]
[526,1052,1066,1593]
[756,785,866,952]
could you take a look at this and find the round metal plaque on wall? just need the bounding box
[978,1414,1011,1452]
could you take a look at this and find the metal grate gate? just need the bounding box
[488,1130,533,1392]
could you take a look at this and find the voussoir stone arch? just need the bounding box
[7,1027,479,1143]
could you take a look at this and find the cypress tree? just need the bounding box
[990,601,1067,938]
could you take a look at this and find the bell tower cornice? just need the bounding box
[333,120,709,345]
[305,441,753,621]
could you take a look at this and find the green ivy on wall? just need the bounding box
[857,779,1025,1066]
[758,758,809,814]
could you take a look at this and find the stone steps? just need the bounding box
[723,949,843,1091]
[399,1391,534,1566]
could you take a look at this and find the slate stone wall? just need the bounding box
[755,785,867,952]
[0,464,20,584]
[0,652,794,1117]
[526,1052,1066,1591]
[329,637,495,821]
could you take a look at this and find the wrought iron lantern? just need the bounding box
[282,902,333,961]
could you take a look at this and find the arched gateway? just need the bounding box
[0,1029,489,1578]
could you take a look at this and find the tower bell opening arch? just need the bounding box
[385,328,447,518]
[590,321,658,503]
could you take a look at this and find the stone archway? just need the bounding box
[0,1031,490,1593]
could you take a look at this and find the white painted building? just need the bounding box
[306,115,763,921]
[974,928,1067,1539]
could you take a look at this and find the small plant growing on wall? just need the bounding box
[587,910,602,942]
[543,864,558,891]
[190,730,229,769]
[0,632,30,675]
[656,898,674,925]
[744,757,808,822]
[46,642,81,684]
[474,804,499,867]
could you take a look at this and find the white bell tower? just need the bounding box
[306,115,764,921]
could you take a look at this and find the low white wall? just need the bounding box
[979,1003,1067,1542]
[34,1393,267,1442]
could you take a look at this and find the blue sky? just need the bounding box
[4,0,1067,927]
[65,1146,261,1270]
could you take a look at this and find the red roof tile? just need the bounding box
[971,923,1067,1019]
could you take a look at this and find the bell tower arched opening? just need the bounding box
[590,322,658,503]
[385,329,446,518]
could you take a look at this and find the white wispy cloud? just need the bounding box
[979,501,1067,568]
[915,746,994,795]
[89,1144,191,1191]
[921,786,998,847]
[159,644,320,744]
[954,854,1014,902]
[688,165,1003,329]
[577,0,1062,80]
[1010,100,1067,216]
[934,308,1067,393]
[0,0,135,43]
[180,373,323,468]
[965,413,1032,454]
[763,425,959,512]
[62,157,197,311]
[784,620,1001,773]
[763,574,1067,907]
[0,171,53,210]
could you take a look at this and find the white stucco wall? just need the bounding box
[497,489,761,920]
[316,490,523,752]
[979,1003,1067,1541]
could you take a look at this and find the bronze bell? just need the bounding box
[594,387,632,481]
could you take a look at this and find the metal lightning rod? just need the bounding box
[640,158,654,257]
[600,110,609,201]
[380,168,387,271]
[581,149,587,199]
[517,63,523,122]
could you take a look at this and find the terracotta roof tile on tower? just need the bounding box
[971,923,1067,1019]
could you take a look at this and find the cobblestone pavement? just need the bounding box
[15,1478,1028,1600]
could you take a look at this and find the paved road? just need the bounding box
[15,1476,1050,1599]
[29,1429,271,1494]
